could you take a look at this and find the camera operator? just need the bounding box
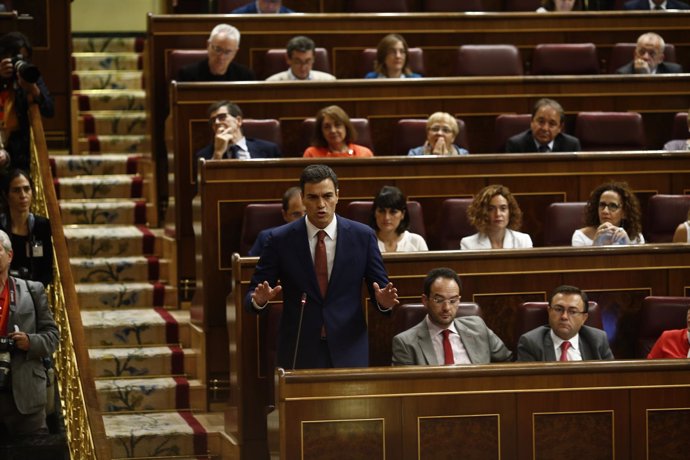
[0,31,54,173]
[0,229,58,438]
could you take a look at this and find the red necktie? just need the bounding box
[441,329,454,365]
[559,341,571,361]
[315,230,328,298]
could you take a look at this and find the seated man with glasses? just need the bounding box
[517,285,613,362]
[177,23,255,82]
[266,36,335,81]
[196,100,281,163]
[615,32,683,74]
[407,112,469,156]
[392,267,512,365]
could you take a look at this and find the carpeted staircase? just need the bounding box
[64,36,224,459]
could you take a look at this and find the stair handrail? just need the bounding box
[29,104,112,459]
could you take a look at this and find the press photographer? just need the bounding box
[0,31,54,173]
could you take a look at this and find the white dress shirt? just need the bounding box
[305,215,338,279]
[425,316,472,364]
[550,330,583,361]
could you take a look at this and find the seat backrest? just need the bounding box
[346,201,426,240]
[493,114,531,152]
[393,302,483,336]
[531,43,600,75]
[260,48,331,80]
[672,111,689,140]
[359,47,425,77]
[392,118,469,156]
[239,203,285,255]
[607,43,677,74]
[504,0,541,10]
[298,117,373,155]
[347,0,408,11]
[455,45,524,76]
[437,198,474,250]
[167,49,207,81]
[424,0,488,11]
[241,119,283,152]
[636,296,690,358]
[644,194,690,243]
[216,0,247,12]
[575,111,646,151]
[542,202,586,246]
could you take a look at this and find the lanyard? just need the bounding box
[0,281,10,336]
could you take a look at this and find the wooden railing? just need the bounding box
[29,105,112,459]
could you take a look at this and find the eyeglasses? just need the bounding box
[635,47,658,58]
[208,112,230,124]
[598,202,621,212]
[209,44,236,56]
[429,125,453,134]
[291,58,314,67]
[549,305,586,316]
[430,296,461,307]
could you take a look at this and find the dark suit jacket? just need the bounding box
[0,214,54,287]
[8,277,59,414]
[230,2,295,12]
[615,60,684,74]
[516,325,614,361]
[505,129,581,153]
[177,59,255,82]
[391,316,512,365]
[244,216,389,369]
[248,227,272,256]
[195,138,282,161]
[623,0,689,9]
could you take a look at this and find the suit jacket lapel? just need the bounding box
[293,220,322,300]
[456,319,479,364]
[328,216,347,291]
[544,332,557,361]
[417,323,439,365]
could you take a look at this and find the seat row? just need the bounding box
[231,111,688,156]
[240,194,690,253]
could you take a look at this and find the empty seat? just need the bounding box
[347,0,408,11]
[241,119,283,152]
[260,48,331,80]
[575,111,646,151]
[167,49,207,81]
[216,0,247,12]
[542,202,586,246]
[393,302,483,335]
[607,42,677,74]
[636,296,690,358]
[672,111,689,140]
[359,47,425,77]
[346,201,427,240]
[455,45,523,76]
[239,203,284,255]
[392,118,469,156]
[644,194,690,243]
[530,43,600,75]
[424,0,487,11]
[437,198,474,250]
[298,117,374,155]
[504,0,541,10]
[493,114,531,152]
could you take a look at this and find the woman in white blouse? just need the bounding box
[461,184,533,249]
[369,185,428,253]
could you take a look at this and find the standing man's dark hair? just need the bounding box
[299,164,339,192]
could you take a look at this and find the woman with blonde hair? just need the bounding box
[408,112,469,156]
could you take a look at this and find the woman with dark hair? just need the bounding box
[369,186,427,252]
[364,34,422,79]
[572,181,644,246]
[0,169,52,285]
[461,184,533,249]
[303,105,374,157]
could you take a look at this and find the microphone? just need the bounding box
[292,293,307,370]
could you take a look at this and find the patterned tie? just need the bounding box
[315,230,328,298]
[441,329,454,365]
[559,341,571,361]
[226,144,241,159]
[538,144,550,153]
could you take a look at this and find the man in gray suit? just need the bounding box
[392,267,512,365]
[0,229,59,436]
[517,285,613,361]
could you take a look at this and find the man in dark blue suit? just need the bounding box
[245,165,399,369]
[615,32,684,74]
[195,100,281,161]
[230,0,295,13]
[623,0,688,9]
[506,98,581,153]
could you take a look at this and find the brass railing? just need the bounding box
[29,105,112,459]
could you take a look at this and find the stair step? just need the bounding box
[82,308,190,347]
[89,346,198,379]
[72,70,144,90]
[51,153,143,178]
[55,174,145,200]
[64,225,161,257]
[95,377,205,413]
[76,134,150,154]
[76,282,174,309]
[78,111,148,136]
[70,256,168,283]
[73,52,143,71]
[74,90,147,111]
[73,36,145,53]
[60,199,149,225]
